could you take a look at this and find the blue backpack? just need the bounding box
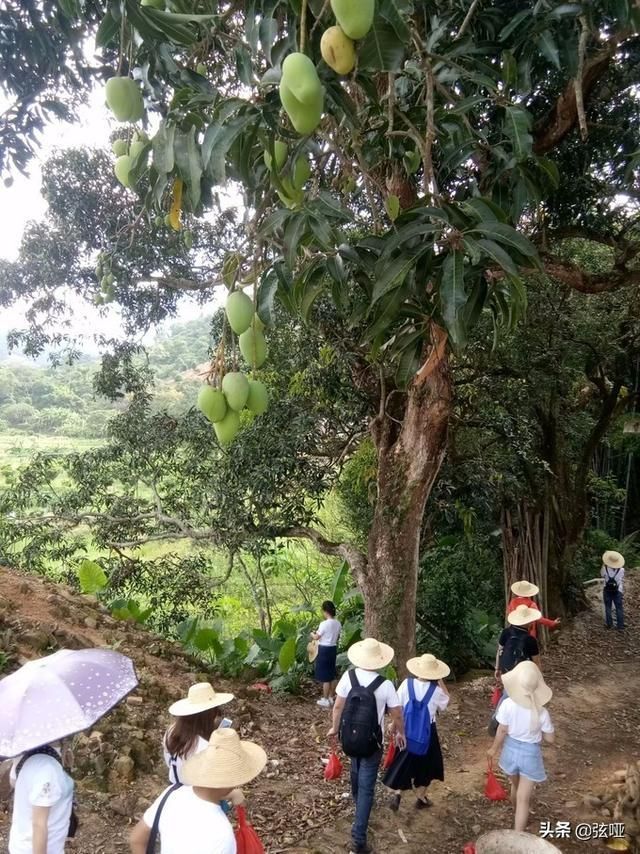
[404,679,437,755]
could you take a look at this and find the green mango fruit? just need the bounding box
[197,385,227,423]
[196,62,207,76]
[114,155,132,187]
[280,53,324,135]
[253,314,265,332]
[154,215,164,227]
[246,380,269,415]
[111,139,128,156]
[222,372,250,411]
[164,214,172,226]
[239,327,267,368]
[292,155,311,190]
[129,139,147,161]
[214,409,240,446]
[105,77,144,123]
[264,140,288,172]
[95,263,103,280]
[103,283,115,303]
[320,26,356,74]
[225,291,254,335]
[330,0,375,39]
[183,229,193,249]
[141,0,164,7]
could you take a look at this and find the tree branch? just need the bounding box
[540,254,640,293]
[284,526,367,582]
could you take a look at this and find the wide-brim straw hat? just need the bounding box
[169,682,234,717]
[508,604,542,627]
[406,653,450,681]
[182,728,267,788]
[307,640,318,663]
[501,661,552,710]
[347,637,394,670]
[511,580,539,598]
[603,550,625,569]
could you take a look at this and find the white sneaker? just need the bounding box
[316,698,331,708]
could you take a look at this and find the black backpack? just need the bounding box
[604,568,620,594]
[15,746,78,838]
[499,628,530,674]
[339,670,384,758]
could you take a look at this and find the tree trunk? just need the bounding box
[360,325,453,671]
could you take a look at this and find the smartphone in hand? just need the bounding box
[218,717,233,729]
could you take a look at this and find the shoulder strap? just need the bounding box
[16,746,62,778]
[407,678,416,702]
[348,669,359,690]
[169,756,180,785]
[425,681,438,704]
[146,784,181,854]
[366,675,385,695]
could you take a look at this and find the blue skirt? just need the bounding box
[499,734,546,783]
[315,644,338,682]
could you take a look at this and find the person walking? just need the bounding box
[601,550,625,630]
[9,743,75,854]
[162,683,234,784]
[130,728,266,854]
[508,581,561,639]
[383,654,450,812]
[310,600,342,708]
[328,637,406,854]
[487,660,555,832]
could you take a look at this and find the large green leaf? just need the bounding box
[152,122,175,174]
[476,238,521,277]
[174,127,203,209]
[257,269,278,326]
[470,222,539,262]
[439,251,467,347]
[77,559,108,594]
[372,253,416,304]
[278,637,296,673]
[359,22,406,71]
[503,105,533,160]
[330,560,350,607]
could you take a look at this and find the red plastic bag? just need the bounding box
[382,740,397,770]
[234,805,265,854]
[462,844,476,854]
[484,760,508,801]
[324,740,343,781]
[490,685,502,708]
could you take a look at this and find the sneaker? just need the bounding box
[415,796,432,809]
[350,843,372,854]
[317,698,331,708]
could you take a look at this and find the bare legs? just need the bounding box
[508,773,535,831]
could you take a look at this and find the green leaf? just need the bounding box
[359,21,406,71]
[503,105,533,160]
[460,197,508,224]
[77,559,108,594]
[193,627,222,653]
[476,238,521,277]
[152,123,175,174]
[174,126,203,209]
[536,31,561,69]
[394,334,423,389]
[372,253,416,304]
[257,270,278,326]
[470,222,539,262]
[278,637,296,673]
[330,560,350,607]
[378,0,411,41]
[58,0,80,17]
[463,279,488,328]
[385,195,400,222]
[439,251,467,348]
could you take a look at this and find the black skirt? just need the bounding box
[382,722,444,791]
[314,644,338,682]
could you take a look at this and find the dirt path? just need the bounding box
[1,568,639,853]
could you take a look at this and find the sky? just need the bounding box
[0,85,212,360]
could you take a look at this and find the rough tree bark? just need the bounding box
[359,324,453,666]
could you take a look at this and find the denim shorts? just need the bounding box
[499,735,546,783]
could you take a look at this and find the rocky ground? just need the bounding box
[0,566,639,853]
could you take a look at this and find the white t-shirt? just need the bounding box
[316,618,342,647]
[601,565,625,593]
[162,732,209,783]
[9,753,74,854]
[397,679,449,723]
[143,785,236,854]
[496,697,554,744]
[336,668,401,726]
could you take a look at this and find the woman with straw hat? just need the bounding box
[163,683,234,785]
[508,580,561,639]
[601,551,625,630]
[487,661,555,832]
[383,654,450,811]
[130,728,267,854]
